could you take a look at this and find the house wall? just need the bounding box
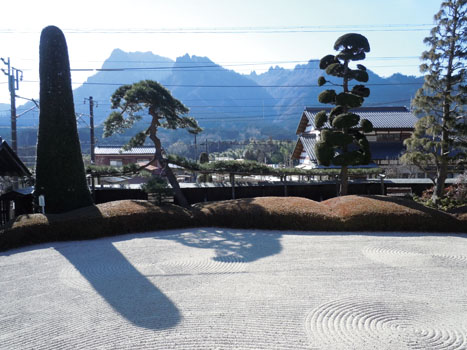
[95,154,153,167]
[298,129,412,168]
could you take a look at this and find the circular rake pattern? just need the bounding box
[158,255,246,275]
[431,254,467,267]
[362,247,430,267]
[362,247,467,268]
[305,298,467,350]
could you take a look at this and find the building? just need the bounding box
[0,136,31,178]
[94,145,160,169]
[0,136,32,226]
[292,106,419,176]
[94,145,190,184]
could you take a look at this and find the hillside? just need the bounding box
[247,61,424,131]
[3,49,424,151]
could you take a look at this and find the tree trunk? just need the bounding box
[230,173,235,199]
[339,58,350,197]
[148,114,190,208]
[432,164,447,204]
[432,8,457,205]
[339,165,349,196]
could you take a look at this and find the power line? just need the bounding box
[0,24,433,35]
[68,58,423,72]
[17,79,422,88]
[3,56,423,67]
[185,99,411,109]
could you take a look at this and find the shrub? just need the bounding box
[417,184,467,211]
[35,26,93,213]
[1,195,465,252]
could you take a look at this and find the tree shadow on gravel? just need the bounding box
[154,228,283,263]
[55,241,180,330]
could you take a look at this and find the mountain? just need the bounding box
[73,49,174,111]
[164,54,279,140]
[247,61,424,131]
[4,49,424,150]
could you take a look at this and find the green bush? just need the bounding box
[319,54,336,69]
[315,110,328,128]
[318,90,337,104]
[1,195,464,252]
[141,176,172,195]
[335,93,363,108]
[360,118,374,133]
[317,76,327,86]
[332,113,360,129]
[352,85,370,97]
[416,184,467,211]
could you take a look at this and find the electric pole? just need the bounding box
[1,57,23,154]
[84,96,96,164]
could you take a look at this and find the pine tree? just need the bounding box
[314,33,374,195]
[35,26,93,213]
[103,80,201,208]
[401,0,466,204]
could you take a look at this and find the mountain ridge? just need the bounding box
[2,49,424,147]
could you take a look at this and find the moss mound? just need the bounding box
[1,196,465,252]
[1,200,193,251]
[322,195,463,232]
[193,196,337,231]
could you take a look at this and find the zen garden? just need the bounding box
[0,1,466,349]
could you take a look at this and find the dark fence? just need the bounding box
[0,200,10,227]
[94,188,148,204]
[0,180,441,223]
[177,180,435,205]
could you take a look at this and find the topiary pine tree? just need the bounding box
[401,0,466,205]
[314,33,374,196]
[35,26,93,213]
[103,80,201,208]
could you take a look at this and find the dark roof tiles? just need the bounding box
[296,106,418,134]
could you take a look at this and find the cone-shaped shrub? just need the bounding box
[35,26,93,214]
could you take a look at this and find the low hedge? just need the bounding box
[1,196,465,252]
[0,201,194,251]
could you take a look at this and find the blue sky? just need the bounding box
[1,0,443,105]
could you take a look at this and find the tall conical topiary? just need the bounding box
[35,26,93,213]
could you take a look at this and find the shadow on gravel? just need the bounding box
[56,242,180,330]
[154,228,282,263]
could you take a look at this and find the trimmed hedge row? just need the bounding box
[1,196,465,252]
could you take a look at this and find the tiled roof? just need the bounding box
[296,106,418,134]
[0,137,31,177]
[299,134,318,160]
[95,146,156,155]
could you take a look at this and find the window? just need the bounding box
[110,159,123,167]
[377,134,401,142]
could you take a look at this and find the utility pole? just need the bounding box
[194,132,197,161]
[1,57,23,154]
[84,96,96,164]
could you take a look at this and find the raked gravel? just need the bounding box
[1,228,467,349]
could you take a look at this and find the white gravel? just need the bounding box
[1,228,467,349]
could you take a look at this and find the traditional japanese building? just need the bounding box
[292,106,419,173]
[0,137,31,177]
[94,146,158,167]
